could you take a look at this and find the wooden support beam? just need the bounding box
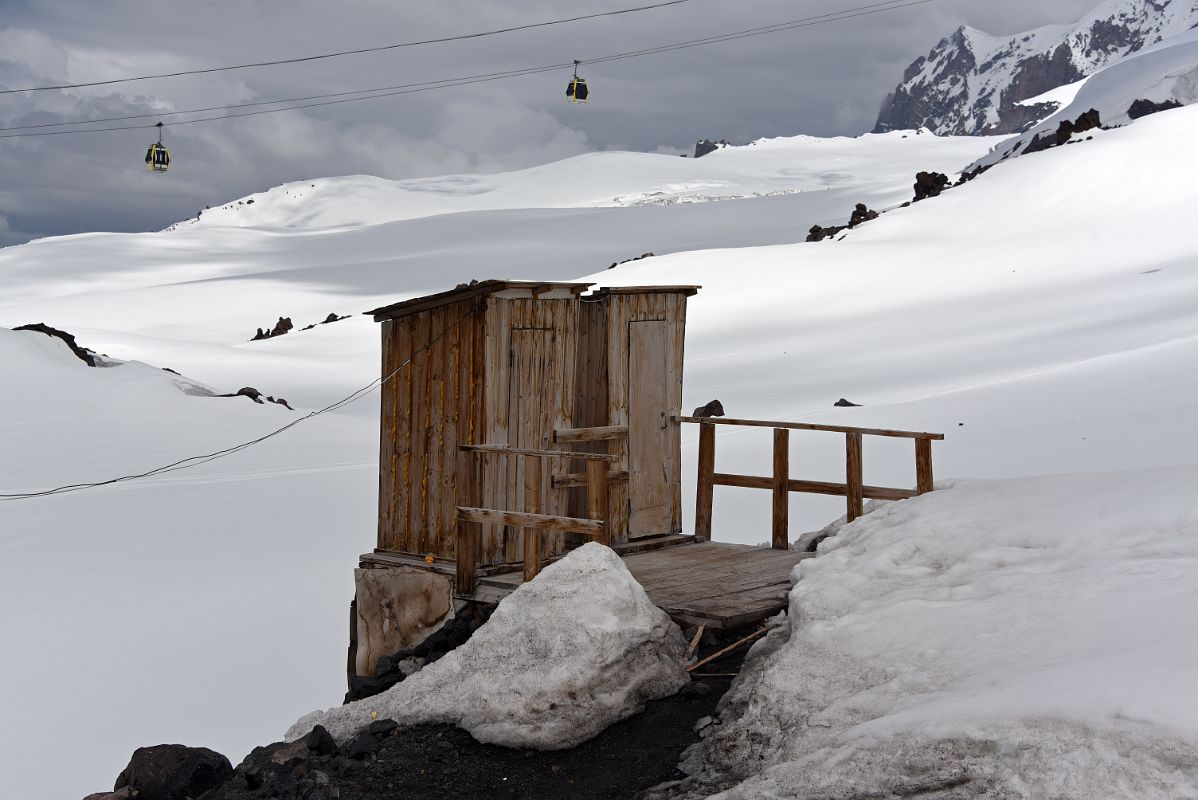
[460,444,619,463]
[916,438,934,495]
[695,422,716,541]
[711,473,917,502]
[675,415,944,441]
[553,425,629,443]
[523,456,542,582]
[846,432,864,522]
[551,470,628,489]
[585,459,610,547]
[455,519,477,595]
[456,507,606,536]
[772,428,789,551]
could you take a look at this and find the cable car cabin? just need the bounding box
[145,143,170,173]
[566,76,589,103]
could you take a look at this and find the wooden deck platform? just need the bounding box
[433,539,812,631]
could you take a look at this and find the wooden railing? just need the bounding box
[677,416,943,550]
[455,428,625,594]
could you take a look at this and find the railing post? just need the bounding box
[771,428,789,550]
[585,459,609,547]
[455,513,477,594]
[523,455,542,583]
[846,432,863,522]
[915,438,934,495]
[695,422,715,541]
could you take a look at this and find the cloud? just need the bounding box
[0,0,1104,245]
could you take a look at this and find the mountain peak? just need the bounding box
[874,0,1198,135]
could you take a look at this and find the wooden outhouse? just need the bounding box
[365,280,697,570]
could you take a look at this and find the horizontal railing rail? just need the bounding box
[454,451,610,593]
[681,417,941,550]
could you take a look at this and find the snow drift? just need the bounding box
[692,468,1198,799]
[287,544,688,749]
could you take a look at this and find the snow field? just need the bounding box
[2,102,1198,798]
[699,468,1198,799]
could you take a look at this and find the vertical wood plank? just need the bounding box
[376,321,396,551]
[523,456,542,582]
[455,517,477,594]
[916,438,934,495]
[846,432,864,522]
[695,422,715,541]
[407,313,431,554]
[585,459,609,547]
[772,428,790,550]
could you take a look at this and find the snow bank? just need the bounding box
[287,543,688,749]
[697,468,1198,798]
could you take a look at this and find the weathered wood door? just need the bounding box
[506,328,557,559]
[628,320,673,538]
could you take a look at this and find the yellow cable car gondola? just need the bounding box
[145,121,171,173]
[566,60,589,103]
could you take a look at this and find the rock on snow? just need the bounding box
[287,543,688,749]
[696,467,1198,799]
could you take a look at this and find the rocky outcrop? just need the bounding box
[1022,108,1103,154]
[913,171,950,202]
[693,139,729,158]
[13,323,97,366]
[1128,97,1184,118]
[218,386,293,410]
[874,0,1198,135]
[101,744,232,800]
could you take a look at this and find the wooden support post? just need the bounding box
[523,455,542,583]
[455,517,477,594]
[846,432,864,522]
[915,438,934,495]
[585,459,609,547]
[771,428,789,550]
[695,422,716,541]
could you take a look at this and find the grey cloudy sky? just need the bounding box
[0,0,1100,247]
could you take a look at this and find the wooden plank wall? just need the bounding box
[603,292,687,543]
[377,299,483,559]
[478,297,578,566]
[567,298,610,524]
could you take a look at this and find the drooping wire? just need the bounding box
[0,0,693,96]
[0,311,468,501]
[0,0,933,140]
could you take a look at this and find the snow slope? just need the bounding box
[3,104,1198,798]
[695,468,1198,798]
[0,130,998,800]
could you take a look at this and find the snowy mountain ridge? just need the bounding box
[874,0,1198,135]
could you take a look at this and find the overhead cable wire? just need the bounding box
[0,312,468,501]
[0,0,693,96]
[0,0,932,139]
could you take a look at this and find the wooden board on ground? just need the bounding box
[473,540,813,631]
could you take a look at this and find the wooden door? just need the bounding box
[628,320,672,537]
[506,328,556,559]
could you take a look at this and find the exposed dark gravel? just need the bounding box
[325,675,730,800]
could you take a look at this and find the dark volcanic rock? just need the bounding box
[691,399,725,419]
[693,138,729,158]
[848,203,879,228]
[913,171,949,202]
[14,322,97,366]
[343,733,381,760]
[1128,97,1183,119]
[112,744,232,800]
[834,398,863,407]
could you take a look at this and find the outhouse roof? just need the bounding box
[365,280,595,322]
